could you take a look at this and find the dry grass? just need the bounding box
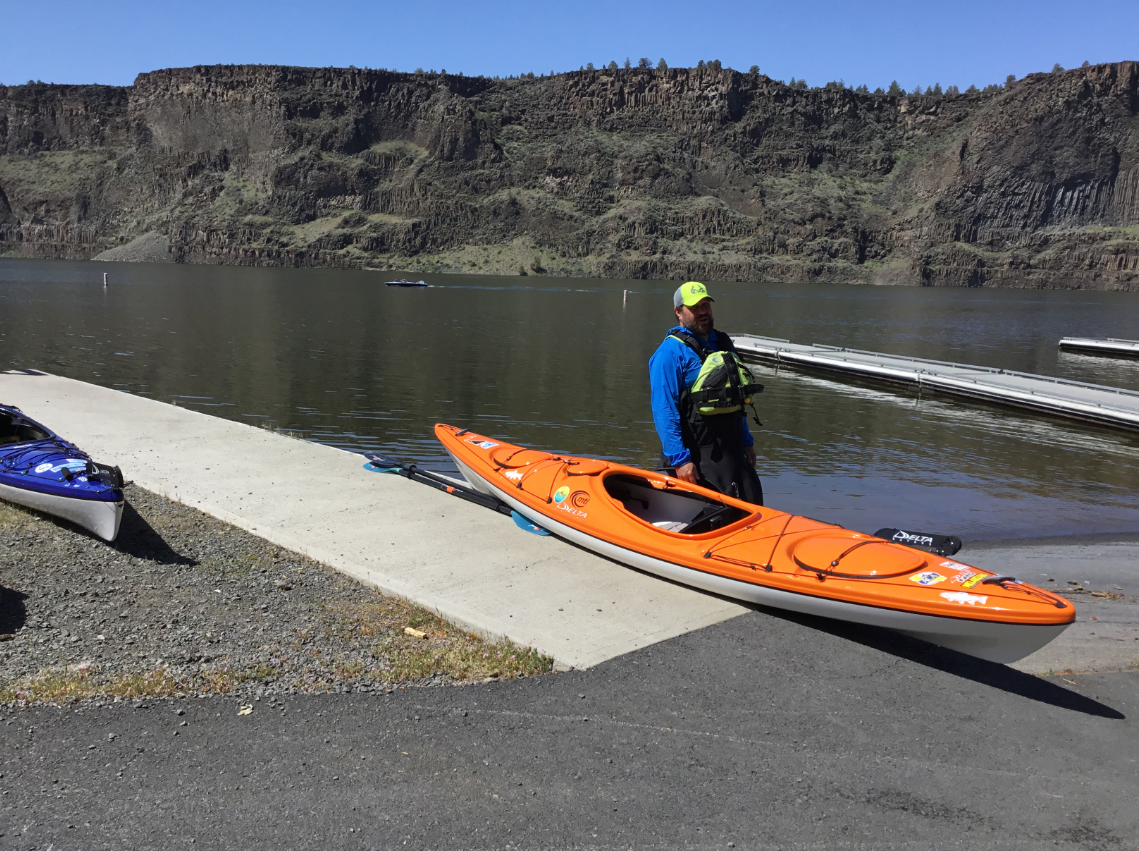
[0,663,287,704]
[325,597,552,682]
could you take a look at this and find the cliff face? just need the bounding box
[1,62,1136,288]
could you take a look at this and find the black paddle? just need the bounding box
[365,453,514,517]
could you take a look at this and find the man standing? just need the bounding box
[648,281,764,505]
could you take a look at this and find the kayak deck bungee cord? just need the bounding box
[435,423,1074,664]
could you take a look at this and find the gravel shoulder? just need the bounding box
[0,485,552,706]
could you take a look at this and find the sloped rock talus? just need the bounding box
[1,62,1136,288]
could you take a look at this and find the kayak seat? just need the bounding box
[604,473,751,534]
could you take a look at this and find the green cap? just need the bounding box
[674,281,714,308]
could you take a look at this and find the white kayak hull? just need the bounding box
[448,453,1068,664]
[0,480,123,542]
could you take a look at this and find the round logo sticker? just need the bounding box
[34,462,53,474]
[553,486,570,504]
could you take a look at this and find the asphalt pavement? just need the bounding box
[4,606,1136,850]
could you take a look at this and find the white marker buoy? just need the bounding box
[103,273,108,290]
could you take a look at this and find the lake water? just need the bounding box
[3,258,1139,543]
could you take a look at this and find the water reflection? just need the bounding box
[2,258,1138,542]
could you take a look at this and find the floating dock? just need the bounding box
[731,334,1139,431]
[1059,337,1139,359]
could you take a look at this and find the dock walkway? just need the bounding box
[1060,337,1139,359]
[0,371,746,670]
[731,334,1139,431]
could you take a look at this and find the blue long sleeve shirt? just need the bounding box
[649,326,753,467]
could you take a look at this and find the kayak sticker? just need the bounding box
[34,462,53,473]
[950,569,976,584]
[552,486,588,519]
[909,572,946,586]
[941,591,988,606]
[940,561,966,571]
[961,574,986,589]
[503,470,523,481]
[464,435,498,449]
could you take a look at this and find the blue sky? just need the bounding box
[3,0,1134,91]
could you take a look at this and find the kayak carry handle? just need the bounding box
[979,574,1068,608]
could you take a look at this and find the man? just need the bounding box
[648,281,764,505]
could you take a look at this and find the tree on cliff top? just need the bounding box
[624,58,631,69]
[638,57,652,68]
[657,58,668,70]
[749,65,760,75]
[887,80,903,96]
[608,61,619,71]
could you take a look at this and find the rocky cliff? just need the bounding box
[1,62,1137,288]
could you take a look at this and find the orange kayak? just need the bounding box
[436,424,1075,663]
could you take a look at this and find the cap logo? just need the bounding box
[674,281,714,308]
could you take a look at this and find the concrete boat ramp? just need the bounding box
[732,333,1139,431]
[0,371,747,670]
[3,370,1137,675]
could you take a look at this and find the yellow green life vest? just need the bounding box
[670,330,764,416]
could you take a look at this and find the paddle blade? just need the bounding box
[364,452,405,472]
[512,510,550,536]
[874,528,962,557]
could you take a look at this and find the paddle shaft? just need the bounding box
[386,463,514,517]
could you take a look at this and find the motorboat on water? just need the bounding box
[384,279,428,287]
[0,403,124,541]
[436,424,1075,664]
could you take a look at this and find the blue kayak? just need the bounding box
[0,403,124,541]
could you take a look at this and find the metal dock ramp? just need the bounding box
[731,334,1139,431]
[1059,337,1139,359]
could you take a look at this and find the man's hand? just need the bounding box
[674,461,699,484]
[745,447,757,468]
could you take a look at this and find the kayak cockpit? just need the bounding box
[0,409,50,446]
[603,473,755,535]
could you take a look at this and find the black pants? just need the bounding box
[658,450,764,506]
